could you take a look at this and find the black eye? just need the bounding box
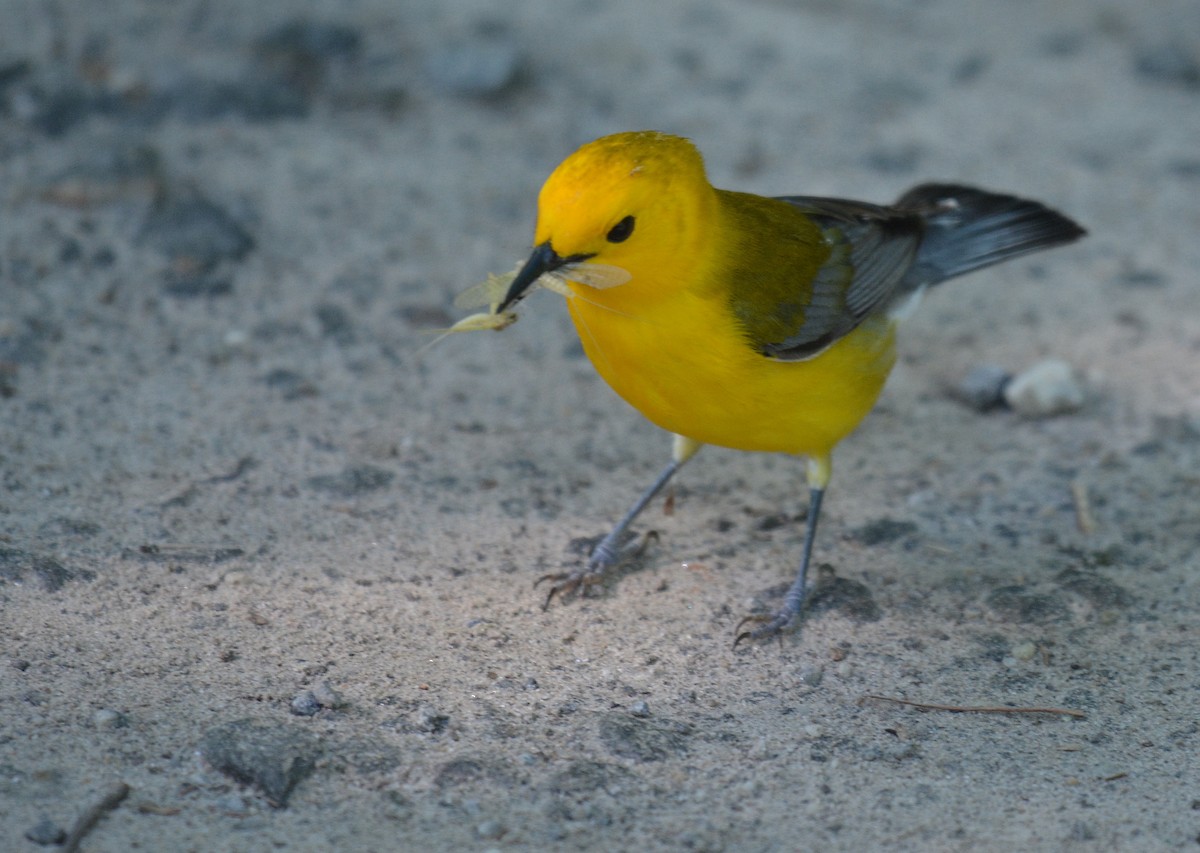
[606,215,635,243]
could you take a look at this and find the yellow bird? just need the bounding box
[492,131,1084,644]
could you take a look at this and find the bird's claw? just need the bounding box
[732,611,796,649]
[536,530,658,610]
[535,570,599,610]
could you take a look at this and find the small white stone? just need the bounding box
[92,708,125,729]
[1012,641,1037,661]
[1004,359,1085,417]
[475,820,505,840]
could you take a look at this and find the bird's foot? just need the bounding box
[536,530,657,609]
[732,608,799,649]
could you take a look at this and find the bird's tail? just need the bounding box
[895,183,1085,289]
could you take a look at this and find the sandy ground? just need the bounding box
[2,0,1199,850]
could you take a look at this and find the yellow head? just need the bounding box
[498,132,717,311]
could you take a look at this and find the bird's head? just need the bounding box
[498,131,717,312]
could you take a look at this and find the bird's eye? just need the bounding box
[606,215,635,243]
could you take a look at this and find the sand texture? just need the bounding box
[2,0,1199,850]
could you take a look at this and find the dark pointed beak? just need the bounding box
[498,242,565,313]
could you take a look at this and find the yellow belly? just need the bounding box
[566,287,896,457]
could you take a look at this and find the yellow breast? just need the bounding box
[565,282,896,457]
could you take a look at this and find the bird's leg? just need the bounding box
[539,435,701,608]
[735,455,831,646]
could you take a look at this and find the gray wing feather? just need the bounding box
[761,196,922,360]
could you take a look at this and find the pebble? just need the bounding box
[796,664,824,687]
[426,37,520,97]
[1011,641,1038,661]
[1003,359,1084,417]
[476,819,505,840]
[24,818,66,846]
[290,691,320,716]
[92,708,127,729]
[222,570,250,587]
[955,363,1011,411]
[629,700,651,718]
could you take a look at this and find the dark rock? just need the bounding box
[290,691,320,717]
[198,719,322,807]
[24,818,66,846]
[955,364,1011,411]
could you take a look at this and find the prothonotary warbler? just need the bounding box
[487,131,1085,645]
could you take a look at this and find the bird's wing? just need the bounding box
[748,196,924,361]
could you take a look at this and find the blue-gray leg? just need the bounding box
[734,454,832,646]
[539,435,702,608]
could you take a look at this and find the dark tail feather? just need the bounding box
[895,183,1086,287]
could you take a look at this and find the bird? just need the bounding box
[491,130,1085,645]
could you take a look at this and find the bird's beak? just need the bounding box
[497,242,565,313]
